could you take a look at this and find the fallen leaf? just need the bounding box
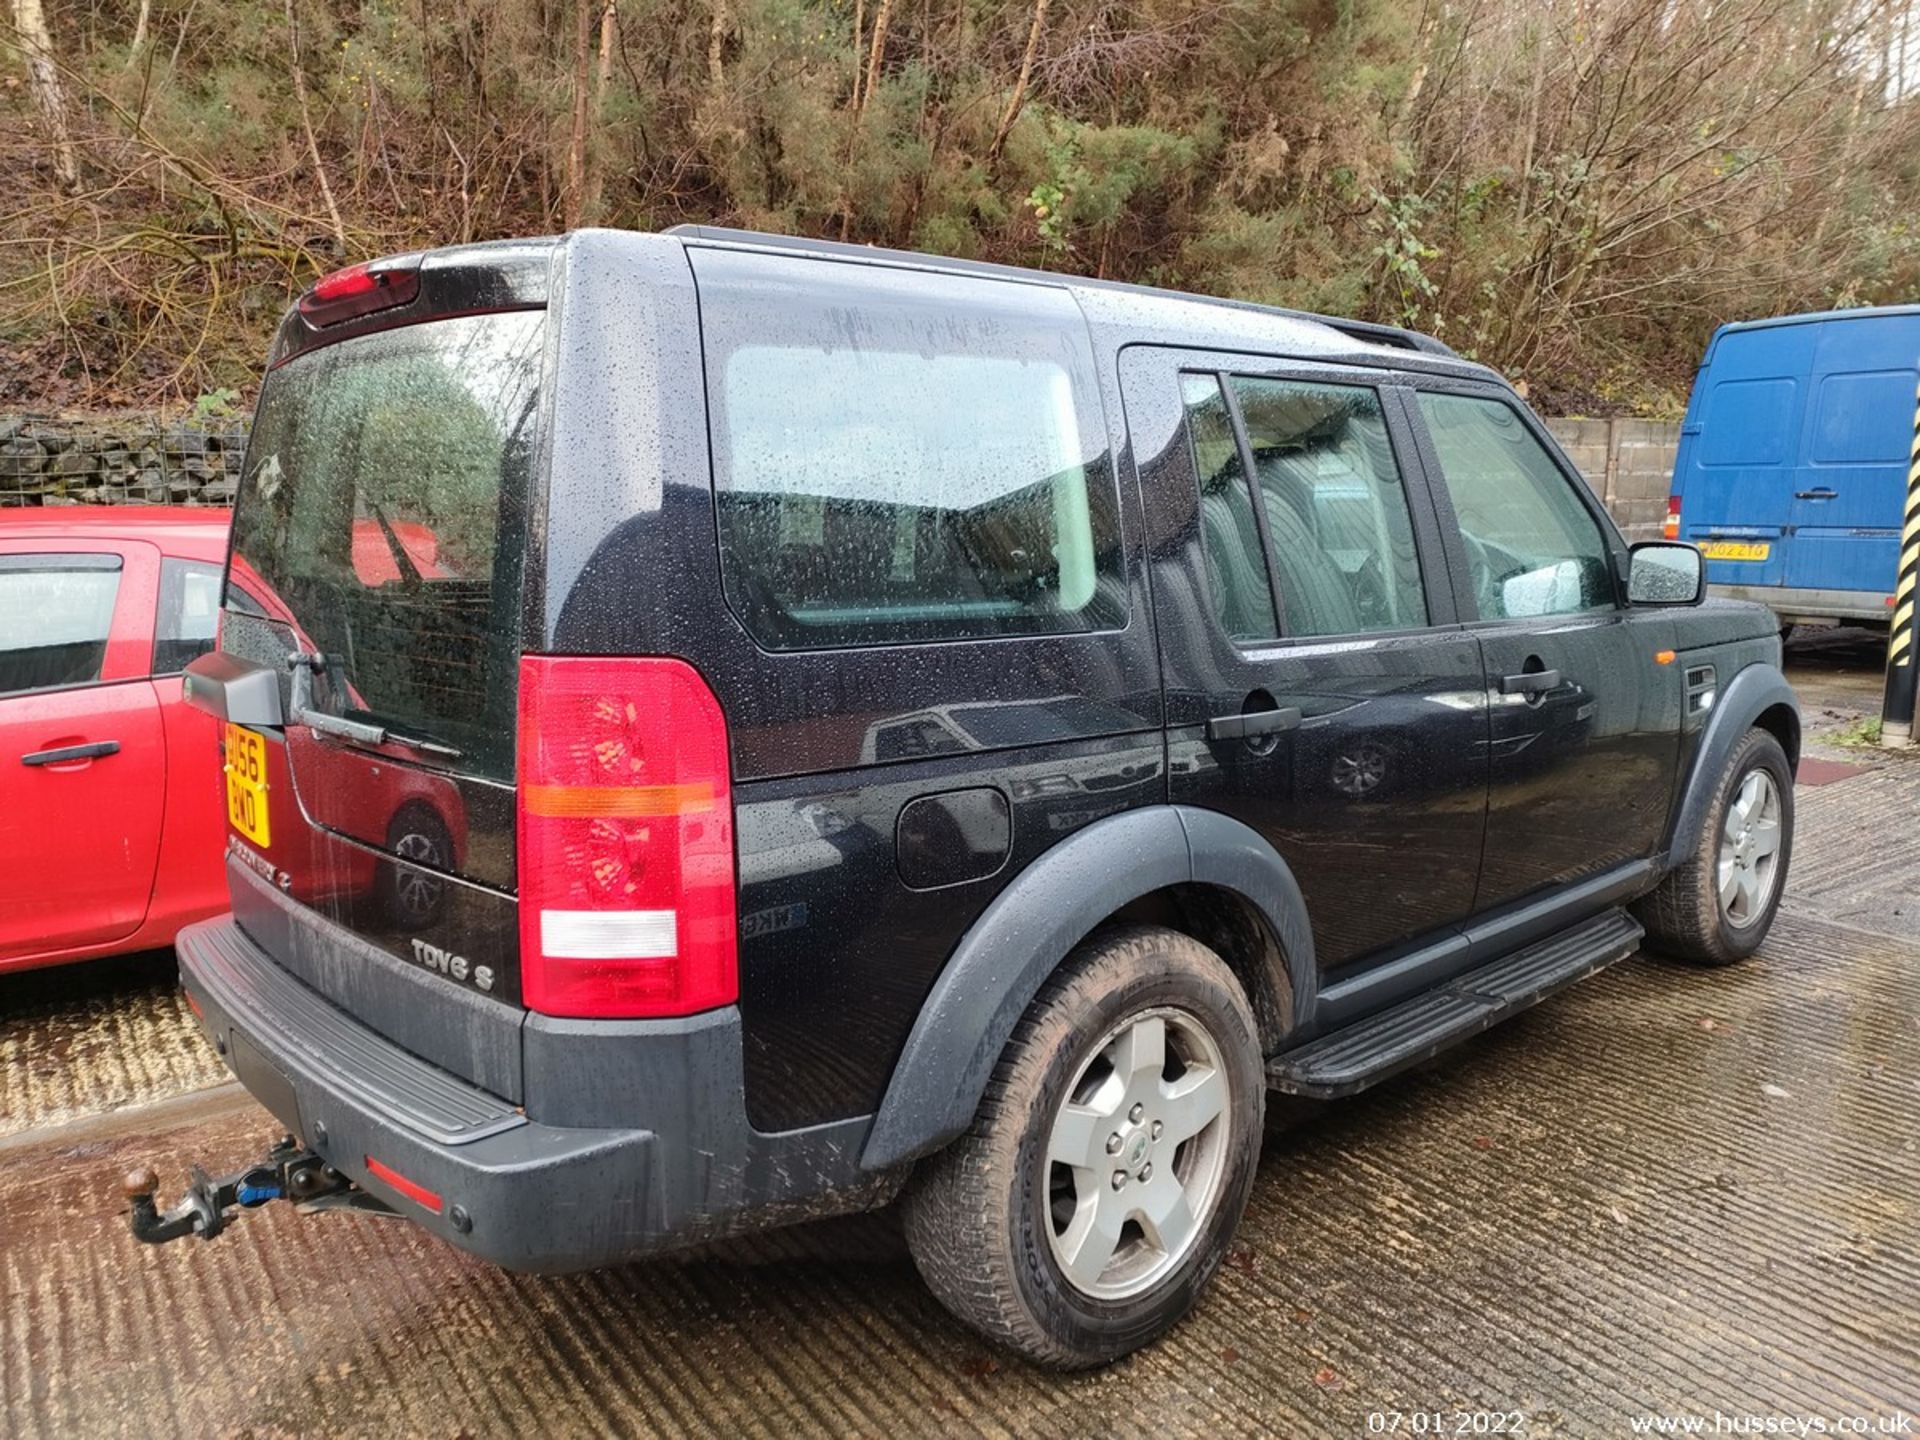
[960,1356,999,1380]
[1314,1366,1343,1389]
[1608,1205,1629,1226]
[1472,1135,1494,1150]
[1761,1083,1792,1099]
[1225,1247,1258,1274]
[1292,1308,1316,1325]
[1221,1346,1241,1364]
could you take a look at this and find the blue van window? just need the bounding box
[1701,378,1796,466]
[695,251,1127,651]
[1812,371,1917,464]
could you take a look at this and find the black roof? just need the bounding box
[665,224,1461,361]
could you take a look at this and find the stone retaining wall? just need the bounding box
[1,412,1681,537]
[0,415,247,508]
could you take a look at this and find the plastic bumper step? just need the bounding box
[1268,908,1644,1098]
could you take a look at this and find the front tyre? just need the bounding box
[1635,727,1794,965]
[901,925,1264,1368]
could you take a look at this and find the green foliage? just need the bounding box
[1,0,1917,415]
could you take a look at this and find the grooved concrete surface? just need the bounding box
[2,642,1916,1437]
[0,951,224,1141]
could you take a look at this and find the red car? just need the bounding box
[0,506,243,972]
[0,505,471,974]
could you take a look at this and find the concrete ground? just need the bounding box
[2,635,1916,1437]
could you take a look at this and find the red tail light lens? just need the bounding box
[1664,494,1682,541]
[297,256,421,326]
[516,656,737,1019]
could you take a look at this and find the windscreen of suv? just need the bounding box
[227,310,544,781]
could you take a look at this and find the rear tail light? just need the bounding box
[297,255,422,327]
[1664,495,1682,541]
[516,656,737,1019]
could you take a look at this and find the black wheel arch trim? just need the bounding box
[859,805,1315,1172]
[1664,661,1800,864]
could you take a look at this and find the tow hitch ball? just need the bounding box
[124,1134,357,1245]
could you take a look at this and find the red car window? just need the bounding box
[0,554,123,697]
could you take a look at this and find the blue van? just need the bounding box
[1670,306,1920,629]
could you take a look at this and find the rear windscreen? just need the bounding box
[228,311,545,781]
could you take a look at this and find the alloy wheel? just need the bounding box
[1043,1006,1231,1300]
[1717,769,1782,927]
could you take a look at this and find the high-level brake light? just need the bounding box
[516,656,737,1019]
[296,255,422,326]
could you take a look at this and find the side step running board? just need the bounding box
[1267,908,1644,1099]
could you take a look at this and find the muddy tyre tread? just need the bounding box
[1634,727,1793,967]
[901,924,1262,1369]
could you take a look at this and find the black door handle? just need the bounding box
[1208,706,1303,741]
[1500,670,1561,697]
[1794,488,1837,500]
[21,740,120,767]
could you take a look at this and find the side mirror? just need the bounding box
[1627,541,1704,606]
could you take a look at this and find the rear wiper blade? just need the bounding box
[286,654,463,759]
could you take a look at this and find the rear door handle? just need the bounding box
[22,740,120,767]
[1207,706,1302,741]
[1794,488,1837,500]
[1500,670,1561,697]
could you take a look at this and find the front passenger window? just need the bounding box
[1418,393,1614,620]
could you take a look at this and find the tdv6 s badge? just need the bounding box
[410,937,494,993]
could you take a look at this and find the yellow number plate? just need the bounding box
[1700,540,1771,562]
[223,723,271,847]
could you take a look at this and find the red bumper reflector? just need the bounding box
[364,1155,443,1214]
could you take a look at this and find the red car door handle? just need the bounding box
[21,739,121,767]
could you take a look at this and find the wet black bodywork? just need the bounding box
[179,226,1800,1272]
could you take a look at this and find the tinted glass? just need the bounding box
[154,558,223,674]
[1233,376,1427,637]
[1182,374,1278,642]
[0,555,121,696]
[1418,392,1614,620]
[698,251,1126,650]
[229,311,543,780]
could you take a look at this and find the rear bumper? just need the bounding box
[1709,582,1891,625]
[177,915,891,1272]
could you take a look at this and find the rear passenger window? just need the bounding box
[1182,375,1279,642]
[695,250,1126,650]
[1232,376,1428,638]
[153,558,224,674]
[0,555,121,696]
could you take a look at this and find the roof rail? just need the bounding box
[662,224,1462,360]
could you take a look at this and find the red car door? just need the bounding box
[0,538,166,964]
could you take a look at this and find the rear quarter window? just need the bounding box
[692,250,1127,650]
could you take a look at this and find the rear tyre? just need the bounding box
[901,925,1264,1368]
[1634,727,1793,966]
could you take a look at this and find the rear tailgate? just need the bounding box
[1676,326,1812,591]
[213,252,548,1097]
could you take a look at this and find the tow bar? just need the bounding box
[123,1134,391,1245]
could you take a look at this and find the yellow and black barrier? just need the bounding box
[1882,376,1920,748]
